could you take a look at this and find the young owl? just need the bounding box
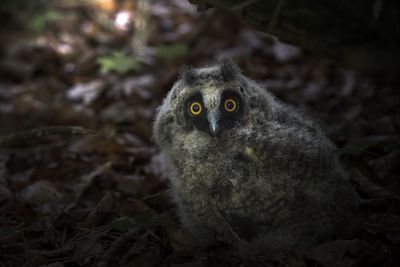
[153,60,359,255]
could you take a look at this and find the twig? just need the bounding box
[232,0,259,11]
[214,203,249,245]
[268,0,285,32]
[360,197,400,211]
[350,157,387,190]
[0,126,95,148]
[96,232,135,267]
[221,217,249,245]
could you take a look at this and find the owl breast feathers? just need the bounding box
[153,60,359,255]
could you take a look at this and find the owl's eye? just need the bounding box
[224,98,237,112]
[189,101,202,116]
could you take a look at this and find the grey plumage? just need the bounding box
[153,60,359,255]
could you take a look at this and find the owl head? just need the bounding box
[164,59,250,138]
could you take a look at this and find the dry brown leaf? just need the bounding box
[26,242,75,258]
[170,261,205,267]
[72,239,103,264]
[72,161,112,201]
[0,0,399,266]
[305,239,369,267]
[116,175,147,196]
[169,228,195,253]
[42,262,65,267]
[82,191,119,228]
[0,185,13,207]
[20,180,62,206]
[119,197,152,217]
[121,245,160,267]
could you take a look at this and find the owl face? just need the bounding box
[183,88,245,136]
[174,61,247,137]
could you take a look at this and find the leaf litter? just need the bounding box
[0,0,399,266]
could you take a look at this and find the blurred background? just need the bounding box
[0,0,399,266]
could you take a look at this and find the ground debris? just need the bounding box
[0,0,398,266]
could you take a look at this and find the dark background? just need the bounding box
[0,0,399,266]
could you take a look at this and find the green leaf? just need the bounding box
[156,43,188,62]
[97,52,142,74]
[29,10,62,32]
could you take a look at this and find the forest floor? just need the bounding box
[0,1,399,266]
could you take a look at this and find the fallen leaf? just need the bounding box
[0,185,13,207]
[82,191,119,228]
[72,161,112,200]
[72,239,103,264]
[170,261,205,267]
[67,80,106,104]
[305,239,369,267]
[121,245,160,267]
[20,180,62,206]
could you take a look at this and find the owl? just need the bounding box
[153,60,359,255]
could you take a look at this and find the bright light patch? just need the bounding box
[56,43,73,55]
[114,11,132,31]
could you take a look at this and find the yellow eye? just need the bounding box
[189,101,202,116]
[224,98,237,112]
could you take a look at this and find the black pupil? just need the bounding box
[192,104,200,112]
[226,101,234,109]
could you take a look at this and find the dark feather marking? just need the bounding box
[179,65,196,85]
[220,58,240,81]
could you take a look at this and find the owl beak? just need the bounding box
[208,111,220,137]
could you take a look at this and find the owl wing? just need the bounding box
[153,99,176,149]
[211,98,338,241]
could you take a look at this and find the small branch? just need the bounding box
[214,204,249,246]
[0,126,95,148]
[232,0,259,11]
[97,232,135,267]
[268,0,285,32]
[221,217,249,245]
[360,197,400,211]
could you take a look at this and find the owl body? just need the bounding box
[153,61,359,254]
